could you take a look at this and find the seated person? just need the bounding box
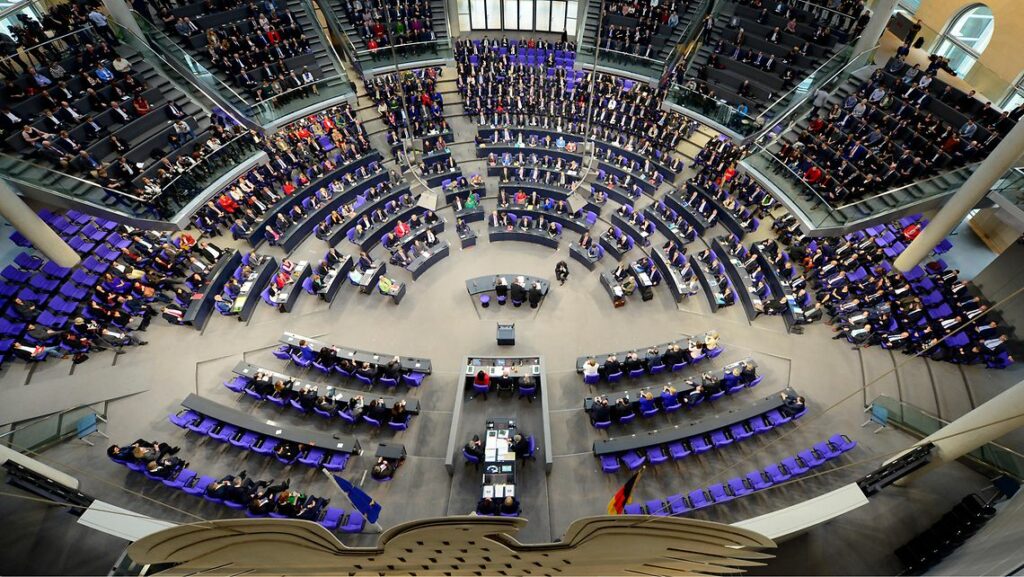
[780,391,806,417]
[275,441,302,462]
[370,456,401,480]
[510,433,530,460]
[464,434,485,460]
[476,497,496,515]
[589,395,612,423]
[499,496,520,515]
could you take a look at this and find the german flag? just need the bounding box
[607,467,643,514]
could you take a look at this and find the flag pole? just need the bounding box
[320,469,384,533]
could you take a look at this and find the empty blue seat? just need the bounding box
[320,506,346,530]
[600,455,621,473]
[623,503,645,515]
[209,424,238,443]
[781,456,809,475]
[621,450,646,470]
[402,372,425,387]
[645,499,668,516]
[746,470,773,490]
[340,511,365,532]
[829,434,857,453]
[667,493,689,515]
[728,477,753,497]
[647,446,669,465]
[251,437,281,455]
[765,463,791,483]
[729,423,753,440]
[168,409,200,429]
[748,416,772,433]
[323,452,350,472]
[707,483,733,503]
[798,448,826,467]
[230,431,260,449]
[689,435,712,454]
[299,447,327,468]
[667,441,691,460]
[688,489,710,510]
[710,430,733,448]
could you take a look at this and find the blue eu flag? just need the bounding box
[332,475,382,524]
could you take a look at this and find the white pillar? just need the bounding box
[0,182,80,268]
[895,119,1024,272]
[891,380,1024,486]
[852,0,898,58]
[101,0,146,43]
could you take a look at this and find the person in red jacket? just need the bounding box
[804,165,823,184]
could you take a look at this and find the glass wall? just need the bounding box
[461,0,577,34]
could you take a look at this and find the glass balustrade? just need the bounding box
[743,145,978,229]
[870,395,1024,481]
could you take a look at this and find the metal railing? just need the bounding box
[0,24,97,71]
[742,143,974,229]
[157,130,263,209]
[870,395,1024,482]
[0,403,107,454]
[130,12,251,114]
[353,38,454,69]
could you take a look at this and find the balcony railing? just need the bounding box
[870,395,1024,482]
[742,144,978,229]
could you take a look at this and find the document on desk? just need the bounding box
[483,485,494,499]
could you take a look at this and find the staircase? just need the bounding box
[0,43,211,221]
[134,1,352,128]
[316,0,452,78]
[578,0,704,82]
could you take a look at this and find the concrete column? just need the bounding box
[101,0,146,44]
[895,119,1024,272]
[852,0,898,58]
[892,380,1024,486]
[0,182,80,268]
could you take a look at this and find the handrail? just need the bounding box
[748,143,836,210]
[293,0,348,77]
[752,43,859,122]
[752,43,878,145]
[0,151,154,205]
[869,395,1024,481]
[129,10,253,109]
[353,37,451,58]
[833,164,977,211]
[581,44,665,66]
[247,72,345,109]
[159,130,254,194]
[0,24,96,68]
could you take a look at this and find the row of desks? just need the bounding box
[407,241,451,281]
[323,185,412,246]
[465,275,551,297]
[752,244,806,333]
[690,254,726,314]
[277,171,391,254]
[181,393,361,454]
[184,251,243,331]
[489,227,559,249]
[593,387,795,455]
[230,256,278,321]
[712,237,763,322]
[575,335,714,371]
[280,332,432,374]
[245,153,381,247]
[583,357,758,412]
[686,182,747,240]
[232,361,421,414]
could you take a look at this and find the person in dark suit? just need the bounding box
[780,391,805,417]
[510,278,527,303]
[527,282,543,308]
[464,434,485,460]
[589,396,612,424]
[510,434,530,460]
